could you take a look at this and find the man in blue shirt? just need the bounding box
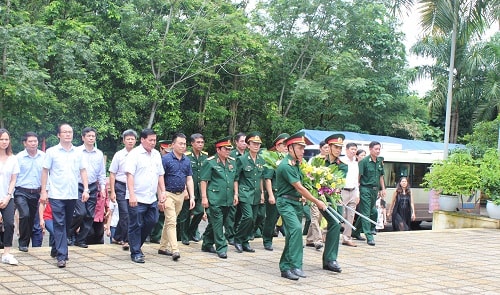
[158,133,195,261]
[15,132,45,252]
[40,123,90,268]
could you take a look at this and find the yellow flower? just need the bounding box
[315,182,321,190]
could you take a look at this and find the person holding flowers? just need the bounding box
[276,131,343,281]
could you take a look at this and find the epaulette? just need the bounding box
[201,151,208,155]
[207,155,215,161]
[288,159,295,166]
[184,151,192,156]
[228,156,235,161]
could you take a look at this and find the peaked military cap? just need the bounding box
[215,136,233,149]
[325,133,345,147]
[285,131,306,147]
[272,133,290,147]
[245,131,262,144]
[158,139,172,149]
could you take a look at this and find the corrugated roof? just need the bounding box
[301,129,465,151]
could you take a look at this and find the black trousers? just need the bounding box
[69,182,98,244]
[113,181,129,242]
[14,189,40,247]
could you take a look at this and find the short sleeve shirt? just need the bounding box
[0,155,20,201]
[276,154,302,198]
[108,148,130,183]
[162,152,192,193]
[125,145,164,204]
[186,151,208,198]
[234,151,265,204]
[358,156,384,188]
[16,149,44,189]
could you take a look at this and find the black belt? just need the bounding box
[342,188,356,191]
[115,180,126,186]
[280,195,301,202]
[167,190,184,195]
[16,187,41,194]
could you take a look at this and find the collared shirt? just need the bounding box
[235,151,265,205]
[125,145,164,204]
[16,149,45,189]
[77,145,106,191]
[276,154,302,198]
[109,148,130,183]
[359,156,384,188]
[162,152,192,193]
[43,143,86,200]
[0,155,20,201]
[186,150,208,198]
[200,155,237,207]
[340,155,359,189]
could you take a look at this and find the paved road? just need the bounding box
[1,228,499,294]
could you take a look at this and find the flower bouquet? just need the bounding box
[300,157,354,228]
[261,149,284,170]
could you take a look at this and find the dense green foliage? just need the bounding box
[0,0,497,156]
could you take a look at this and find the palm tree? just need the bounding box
[392,0,498,156]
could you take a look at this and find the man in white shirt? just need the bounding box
[125,128,166,263]
[339,142,360,247]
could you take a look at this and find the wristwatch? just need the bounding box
[85,189,91,194]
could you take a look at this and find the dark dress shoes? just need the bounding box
[76,242,88,248]
[352,235,366,241]
[181,240,190,245]
[158,249,173,256]
[131,256,145,263]
[217,252,227,259]
[323,260,342,273]
[228,240,235,245]
[172,252,181,261]
[281,270,299,280]
[367,240,376,246]
[201,246,216,254]
[291,268,307,278]
[234,243,243,253]
[57,260,66,268]
[18,246,28,252]
[242,245,255,253]
[264,245,274,251]
[191,236,201,242]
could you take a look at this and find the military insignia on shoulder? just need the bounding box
[288,159,294,166]
[228,156,235,161]
[207,156,215,161]
[201,151,208,155]
[184,151,192,156]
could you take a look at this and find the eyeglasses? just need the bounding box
[60,131,73,134]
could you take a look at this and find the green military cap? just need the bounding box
[245,131,262,144]
[285,131,306,147]
[272,133,290,147]
[325,133,345,147]
[215,136,233,149]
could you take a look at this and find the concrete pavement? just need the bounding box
[1,228,499,294]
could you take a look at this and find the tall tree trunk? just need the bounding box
[197,78,212,131]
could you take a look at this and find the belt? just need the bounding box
[115,180,126,186]
[342,187,356,191]
[361,186,379,190]
[280,195,301,202]
[16,187,41,194]
[167,190,184,195]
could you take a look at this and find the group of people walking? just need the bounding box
[0,124,415,281]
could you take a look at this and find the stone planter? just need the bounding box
[486,200,500,219]
[439,195,459,212]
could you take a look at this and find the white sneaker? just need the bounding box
[2,254,18,265]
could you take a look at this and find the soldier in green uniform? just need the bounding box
[200,137,237,259]
[177,134,208,244]
[353,141,386,246]
[262,133,289,251]
[150,140,172,243]
[233,132,265,253]
[276,131,331,281]
[225,132,246,245]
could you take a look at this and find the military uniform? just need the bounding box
[224,148,246,244]
[176,149,208,243]
[234,132,265,251]
[353,155,384,243]
[200,151,237,256]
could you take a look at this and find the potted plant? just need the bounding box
[422,151,480,211]
[479,149,500,219]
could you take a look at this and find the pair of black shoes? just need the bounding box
[281,268,306,280]
[234,243,255,253]
[131,255,145,263]
[323,260,342,273]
